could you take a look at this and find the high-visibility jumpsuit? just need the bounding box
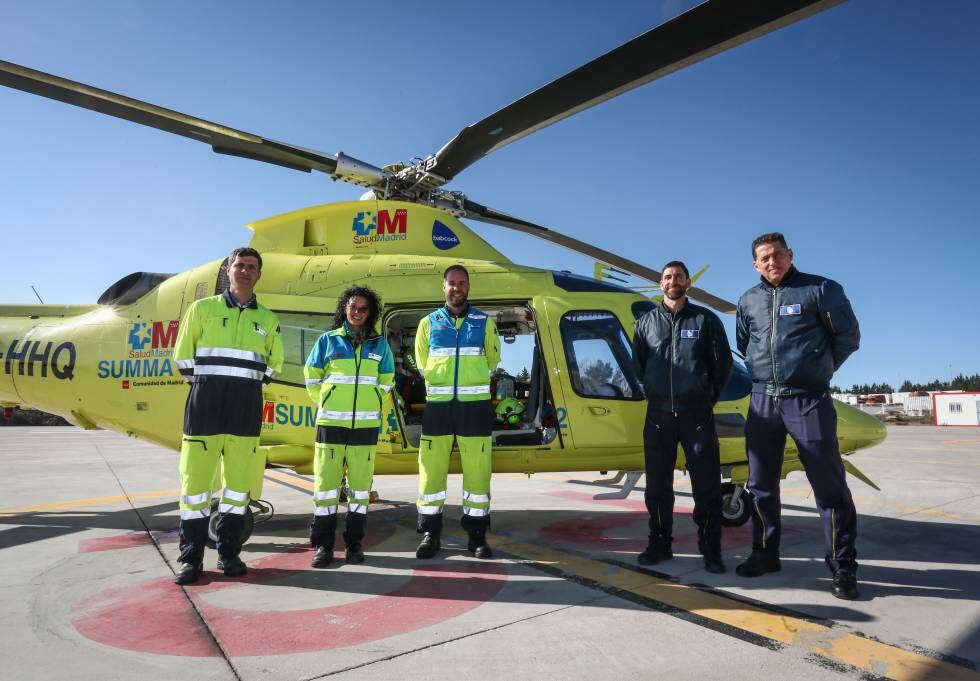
[173,291,283,566]
[304,324,394,550]
[414,306,499,537]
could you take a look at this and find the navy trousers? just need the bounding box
[745,392,858,573]
[643,405,722,557]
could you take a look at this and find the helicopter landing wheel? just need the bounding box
[721,482,752,527]
[205,498,273,549]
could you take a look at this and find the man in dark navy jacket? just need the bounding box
[735,233,862,600]
[633,261,732,573]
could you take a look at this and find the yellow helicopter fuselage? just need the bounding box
[0,200,886,486]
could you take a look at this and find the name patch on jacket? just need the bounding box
[253,323,268,336]
[680,329,700,339]
[778,304,802,316]
[368,352,382,361]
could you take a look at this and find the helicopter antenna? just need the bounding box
[30,285,44,304]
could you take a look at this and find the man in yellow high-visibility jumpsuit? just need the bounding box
[414,265,499,559]
[172,247,283,585]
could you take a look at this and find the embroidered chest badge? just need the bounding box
[680,329,700,339]
[778,304,802,316]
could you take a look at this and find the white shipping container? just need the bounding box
[933,392,980,426]
[903,396,932,414]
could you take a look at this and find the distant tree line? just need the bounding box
[831,373,980,394]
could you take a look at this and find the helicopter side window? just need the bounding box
[559,311,642,401]
[270,310,336,387]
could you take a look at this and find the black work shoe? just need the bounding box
[735,552,781,578]
[637,544,673,566]
[174,562,203,585]
[831,571,859,600]
[311,546,334,568]
[345,544,365,564]
[468,539,493,559]
[217,555,248,577]
[415,532,441,559]
[703,555,726,574]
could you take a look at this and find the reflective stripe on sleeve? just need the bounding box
[176,359,195,370]
[378,383,393,393]
[305,377,323,386]
[265,367,277,380]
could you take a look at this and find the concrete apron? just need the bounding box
[0,427,978,681]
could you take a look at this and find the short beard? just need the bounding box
[663,287,686,301]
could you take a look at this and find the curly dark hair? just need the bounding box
[332,286,382,335]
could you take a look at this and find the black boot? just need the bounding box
[832,570,859,600]
[461,513,492,558]
[344,512,366,564]
[735,551,781,578]
[174,561,203,585]
[637,539,672,566]
[310,513,337,567]
[416,532,441,559]
[176,516,208,584]
[311,545,334,568]
[217,554,248,577]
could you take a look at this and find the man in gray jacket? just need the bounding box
[735,233,861,600]
[632,261,732,573]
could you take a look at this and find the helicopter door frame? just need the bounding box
[380,299,563,452]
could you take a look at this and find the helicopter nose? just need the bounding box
[835,399,887,453]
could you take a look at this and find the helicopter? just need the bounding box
[0,0,886,538]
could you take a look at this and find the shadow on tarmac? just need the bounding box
[3,495,980,673]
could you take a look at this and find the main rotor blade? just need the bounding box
[462,199,736,314]
[427,0,843,183]
[0,59,339,174]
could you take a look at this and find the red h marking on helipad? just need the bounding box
[72,544,508,657]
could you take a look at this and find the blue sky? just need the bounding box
[1,0,978,389]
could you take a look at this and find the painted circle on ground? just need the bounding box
[72,535,508,656]
[538,491,752,554]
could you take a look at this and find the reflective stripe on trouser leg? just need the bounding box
[343,444,376,516]
[459,435,492,519]
[313,442,343,516]
[417,434,452,518]
[217,434,258,514]
[178,434,224,519]
[215,434,259,559]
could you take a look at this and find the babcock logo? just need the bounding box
[352,209,408,245]
[432,220,460,251]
